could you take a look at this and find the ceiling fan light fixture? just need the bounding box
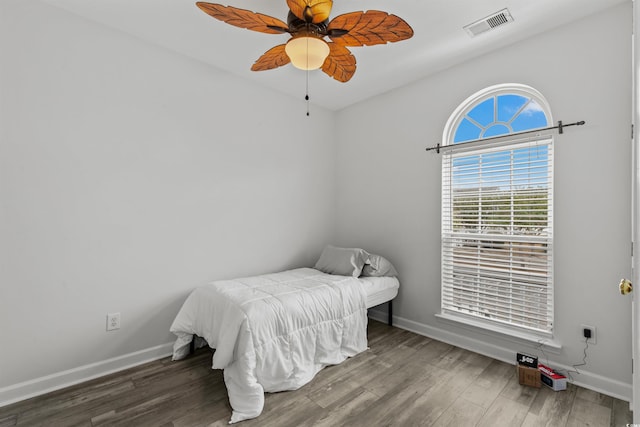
[285,35,330,70]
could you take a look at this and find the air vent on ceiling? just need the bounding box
[463,8,514,37]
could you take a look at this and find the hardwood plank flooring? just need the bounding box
[0,321,633,426]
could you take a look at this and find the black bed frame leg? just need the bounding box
[189,335,196,355]
[388,300,393,326]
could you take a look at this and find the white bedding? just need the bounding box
[170,267,377,423]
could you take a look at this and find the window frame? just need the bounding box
[440,84,555,340]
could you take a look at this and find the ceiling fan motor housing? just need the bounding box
[287,11,328,36]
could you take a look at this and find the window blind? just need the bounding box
[441,138,553,334]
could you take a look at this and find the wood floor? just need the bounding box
[0,320,633,426]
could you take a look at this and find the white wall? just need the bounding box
[335,3,634,399]
[0,0,335,400]
[1,0,634,407]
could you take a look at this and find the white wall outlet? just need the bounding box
[107,312,121,331]
[581,324,596,344]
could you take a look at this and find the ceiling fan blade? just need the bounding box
[287,0,333,24]
[321,43,356,83]
[196,2,289,34]
[251,44,291,71]
[327,10,414,46]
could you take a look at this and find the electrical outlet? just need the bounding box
[107,312,121,331]
[581,324,596,344]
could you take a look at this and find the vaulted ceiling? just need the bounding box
[41,0,627,110]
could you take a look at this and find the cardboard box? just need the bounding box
[517,365,541,388]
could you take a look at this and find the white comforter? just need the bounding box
[170,268,368,423]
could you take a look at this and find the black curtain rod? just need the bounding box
[426,120,586,154]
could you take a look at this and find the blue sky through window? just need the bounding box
[453,94,548,143]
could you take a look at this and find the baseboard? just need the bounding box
[369,311,632,403]
[4,315,632,409]
[0,342,174,408]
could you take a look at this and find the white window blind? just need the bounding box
[441,138,553,334]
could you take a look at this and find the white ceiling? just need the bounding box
[41,0,627,111]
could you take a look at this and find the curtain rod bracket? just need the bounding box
[558,120,563,134]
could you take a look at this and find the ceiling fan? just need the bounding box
[195,0,414,82]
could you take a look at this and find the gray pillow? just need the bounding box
[361,253,398,277]
[314,245,369,277]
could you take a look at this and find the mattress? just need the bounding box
[361,275,400,308]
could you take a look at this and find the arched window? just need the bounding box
[441,84,554,336]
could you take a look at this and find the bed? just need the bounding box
[169,246,399,424]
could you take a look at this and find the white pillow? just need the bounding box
[314,245,369,277]
[361,253,398,277]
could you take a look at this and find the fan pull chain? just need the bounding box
[305,35,310,117]
[306,69,310,117]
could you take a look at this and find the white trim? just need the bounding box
[382,314,631,402]
[632,0,640,420]
[0,342,174,408]
[435,312,561,351]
